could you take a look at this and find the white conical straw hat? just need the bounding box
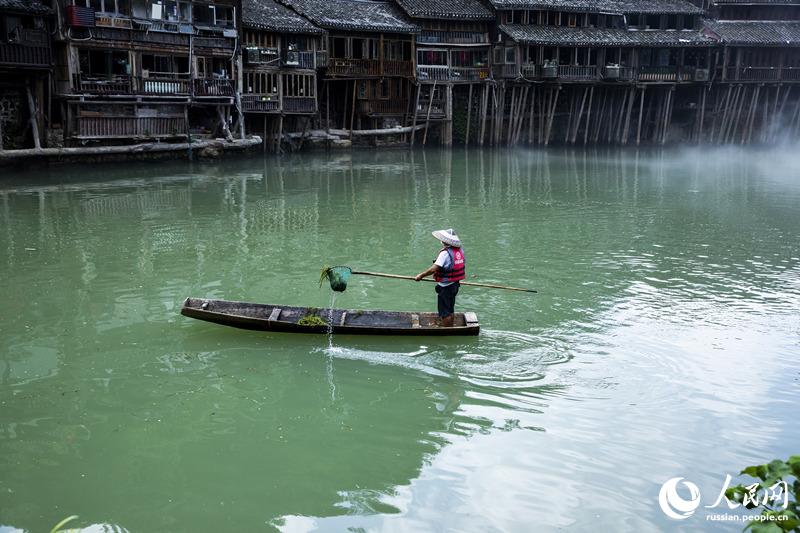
[432,228,461,247]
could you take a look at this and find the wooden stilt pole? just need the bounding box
[410,83,421,146]
[621,86,635,145]
[636,86,645,146]
[350,80,357,133]
[479,84,488,146]
[544,85,560,146]
[26,84,41,150]
[697,87,707,144]
[584,86,594,145]
[422,80,436,145]
[527,85,536,144]
[465,83,473,145]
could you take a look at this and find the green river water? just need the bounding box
[0,147,798,532]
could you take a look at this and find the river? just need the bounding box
[1,147,798,532]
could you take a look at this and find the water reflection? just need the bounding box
[0,147,798,531]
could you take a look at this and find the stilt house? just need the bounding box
[393,0,494,144]
[280,0,418,130]
[0,0,52,149]
[53,0,241,145]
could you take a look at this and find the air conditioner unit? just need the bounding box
[67,5,95,27]
[694,68,709,82]
[605,64,620,80]
[245,47,260,64]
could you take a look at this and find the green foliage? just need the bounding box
[725,456,800,532]
[298,314,328,327]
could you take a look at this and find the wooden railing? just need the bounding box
[241,94,280,112]
[316,50,328,68]
[327,58,412,77]
[782,67,800,81]
[193,78,234,96]
[283,51,315,69]
[558,65,598,80]
[383,59,413,77]
[492,64,518,78]
[418,65,490,82]
[418,30,489,45]
[73,74,133,94]
[138,76,191,95]
[76,116,186,139]
[725,66,781,81]
[417,65,449,81]
[357,99,407,115]
[194,36,235,51]
[0,41,51,68]
[328,58,380,76]
[283,96,316,113]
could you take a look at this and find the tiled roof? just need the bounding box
[394,0,494,20]
[279,0,419,33]
[243,0,324,33]
[703,19,800,45]
[490,0,704,14]
[500,23,716,46]
[0,0,51,14]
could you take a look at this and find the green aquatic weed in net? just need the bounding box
[298,314,329,326]
[320,266,352,292]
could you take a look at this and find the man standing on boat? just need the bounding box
[415,229,466,327]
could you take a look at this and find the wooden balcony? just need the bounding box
[0,30,51,68]
[357,99,407,115]
[73,74,133,94]
[417,65,490,82]
[521,64,600,81]
[138,76,191,95]
[283,51,316,69]
[193,78,234,97]
[316,50,328,68]
[557,65,598,81]
[327,58,412,77]
[283,96,316,114]
[193,35,236,51]
[601,65,636,81]
[241,94,280,113]
[492,64,518,79]
[638,66,695,82]
[724,66,781,82]
[417,30,489,45]
[76,115,186,139]
[383,59,413,77]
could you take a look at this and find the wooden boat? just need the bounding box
[180,297,480,336]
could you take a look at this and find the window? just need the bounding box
[150,0,190,21]
[78,49,130,77]
[193,3,233,26]
[141,54,189,76]
[568,14,577,27]
[418,49,447,66]
[646,15,660,29]
[505,46,516,64]
[332,37,346,58]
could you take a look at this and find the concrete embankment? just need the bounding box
[0,137,262,166]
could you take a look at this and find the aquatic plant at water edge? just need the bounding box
[725,456,800,532]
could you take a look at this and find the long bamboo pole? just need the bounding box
[350,270,537,293]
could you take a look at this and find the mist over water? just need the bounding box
[0,147,798,532]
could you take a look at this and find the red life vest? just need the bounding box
[434,247,466,283]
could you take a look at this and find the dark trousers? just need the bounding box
[435,282,459,318]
